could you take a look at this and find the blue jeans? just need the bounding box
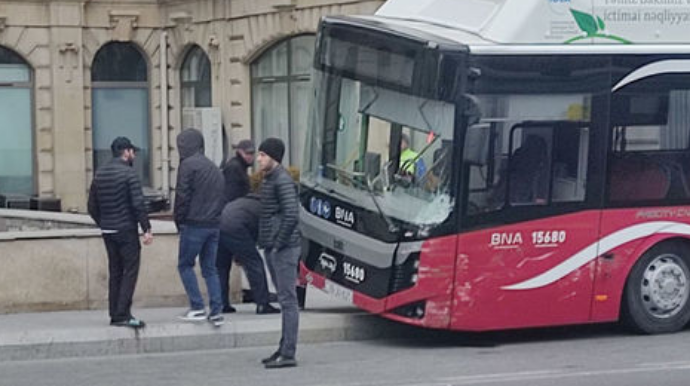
[178,226,223,316]
[217,231,270,308]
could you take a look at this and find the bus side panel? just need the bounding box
[591,208,690,322]
[451,211,600,331]
[383,235,458,329]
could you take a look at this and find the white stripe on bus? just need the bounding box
[502,221,690,291]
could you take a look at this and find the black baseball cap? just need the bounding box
[111,137,139,156]
[233,139,255,153]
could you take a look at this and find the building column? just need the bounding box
[49,2,87,212]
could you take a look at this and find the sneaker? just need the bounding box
[256,304,280,315]
[178,309,206,322]
[261,351,281,365]
[264,355,297,369]
[208,314,225,327]
[111,318,146,329]
[222,306,237,314]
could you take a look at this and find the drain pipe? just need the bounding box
[160,31,170,198]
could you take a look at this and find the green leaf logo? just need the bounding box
[571,9,598,36]
[565,8,631,44]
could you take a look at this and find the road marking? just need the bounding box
[318,362,690,386]
[437,363,690,385]
[637,361,690,368]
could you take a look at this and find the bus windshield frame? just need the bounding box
[301,18,468,240]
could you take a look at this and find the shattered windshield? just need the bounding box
[303,72,456,227]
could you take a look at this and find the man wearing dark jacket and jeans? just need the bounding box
[88,137,153,329]
[174,128,226,327]
[256,137,301,369]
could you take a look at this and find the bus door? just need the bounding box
[455,120,600,331]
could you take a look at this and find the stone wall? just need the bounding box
[0,210,188,314]
[0,232,189,313]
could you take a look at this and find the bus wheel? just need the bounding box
[622,241,690,334]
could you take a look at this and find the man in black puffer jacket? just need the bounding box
[174,128,225,327]
[256,137,301,369]
[88,137,152,329]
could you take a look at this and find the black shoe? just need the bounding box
[297,286,307,310]
[264,355,297,369]
[111,318,146,329]
[256,304,280,314]
[222,306,237,314]
[261,351,281,365]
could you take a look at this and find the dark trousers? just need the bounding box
[266,246,301,358]
[217,230,270,308]
[103,230,141,322]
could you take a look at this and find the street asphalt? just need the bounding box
[3,324,690,386]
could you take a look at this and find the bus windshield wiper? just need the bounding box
[325,164,399,233]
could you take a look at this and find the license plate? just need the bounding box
[323,279,353,303]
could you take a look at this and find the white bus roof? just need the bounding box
[374,0,690,46]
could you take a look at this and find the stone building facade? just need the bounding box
[0,0,384,212]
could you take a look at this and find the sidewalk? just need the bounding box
[0,287,406,362]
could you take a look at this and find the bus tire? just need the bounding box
[622,241,690,334]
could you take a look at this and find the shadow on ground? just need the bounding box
[357,317,644,349]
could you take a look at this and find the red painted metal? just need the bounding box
[301,206,690,331]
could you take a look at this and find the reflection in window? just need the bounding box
[0,46,33,195]
[92,43,147,82]
[609,72,690,202]
[181,46,212,108]
[92,43,150,186]
[252,35,315,166]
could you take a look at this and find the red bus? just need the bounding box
[299,2,690,334]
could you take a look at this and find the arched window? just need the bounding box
[252,35,315,166]
[0,46,33,195]
[181,46,211,108]
[92,42,150,185]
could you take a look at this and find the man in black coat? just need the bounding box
[217,194,279,314]
[88,137,153,329]
[222,139,255,204]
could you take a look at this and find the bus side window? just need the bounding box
[508,134,550,206]
[608,72,690,203]
[506,124,588,206]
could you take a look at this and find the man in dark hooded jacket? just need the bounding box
[174,128,226,326]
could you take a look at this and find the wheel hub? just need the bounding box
[641,254,689,318]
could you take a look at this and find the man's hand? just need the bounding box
[143,231,154,245]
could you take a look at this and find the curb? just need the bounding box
[0,312,406,362]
